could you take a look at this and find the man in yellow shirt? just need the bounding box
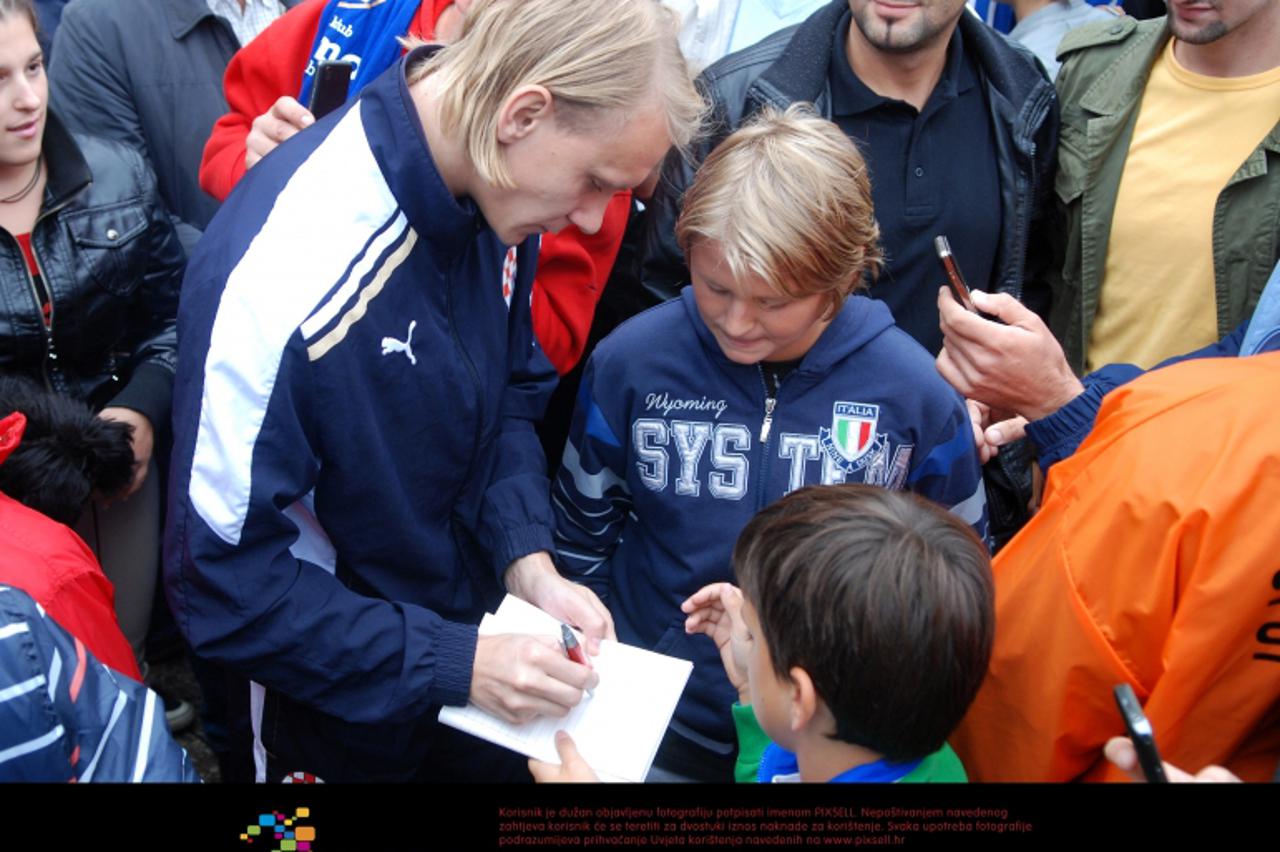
[1047,0,1280,373]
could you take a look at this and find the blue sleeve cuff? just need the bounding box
[427,619,480,707]
[492,523,557,578]
[1025,364,1144,469]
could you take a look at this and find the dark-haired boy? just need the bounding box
[532,484,994,783]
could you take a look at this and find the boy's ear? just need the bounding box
[496,85,554,144]
[787,666,819,733]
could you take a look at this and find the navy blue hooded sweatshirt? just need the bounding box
[554,287,987,752]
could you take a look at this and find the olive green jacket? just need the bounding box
[1050,17,1280,372]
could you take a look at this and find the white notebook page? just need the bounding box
[438,595,693,783]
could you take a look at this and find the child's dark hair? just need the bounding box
[0,375,135,525]
[733,484,994,762]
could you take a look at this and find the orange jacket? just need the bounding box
[198,0,628,375]
[953,353,1280,782]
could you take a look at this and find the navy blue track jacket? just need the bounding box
[164,52,556,730]
[554,289,987,750]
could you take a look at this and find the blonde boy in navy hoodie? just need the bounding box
[551,106,987,781]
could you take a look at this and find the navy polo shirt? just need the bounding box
[829,10,1001,356]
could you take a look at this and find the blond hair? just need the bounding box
[407,0,705,189]
[676,105,883,313]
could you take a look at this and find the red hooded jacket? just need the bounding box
[0,413,142,681]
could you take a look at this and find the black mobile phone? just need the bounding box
[1113,683,1169,783]
[308,60,354,120]
[934,235,976,313]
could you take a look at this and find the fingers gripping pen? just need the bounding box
[561,623,595,698]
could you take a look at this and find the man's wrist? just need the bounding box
[503,551,555,600]
[1023,375,1086,421]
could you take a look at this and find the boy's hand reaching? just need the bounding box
[529,730,601,783]
[682,583,751,705]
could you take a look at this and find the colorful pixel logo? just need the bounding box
[239,808,316,851]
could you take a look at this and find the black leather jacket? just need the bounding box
[0,112,185,433]
[642,1,1060,320]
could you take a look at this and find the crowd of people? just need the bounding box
[0,0,1276,786]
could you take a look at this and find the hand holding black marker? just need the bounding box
[561,623,595,698]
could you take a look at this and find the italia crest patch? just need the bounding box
[828,402,878,460]
[819,402,885,473]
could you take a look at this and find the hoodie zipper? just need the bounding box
[757,364,783,443]
[755,365,784,510]
[760,395,776,443]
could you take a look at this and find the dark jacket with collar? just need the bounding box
[642,0,1059,320]
[48,0,301,252]
[0,112,186,433]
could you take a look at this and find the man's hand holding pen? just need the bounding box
[465,553,613,724]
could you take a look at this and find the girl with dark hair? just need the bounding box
[0,0,187,724]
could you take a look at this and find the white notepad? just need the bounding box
[438,595,692,783]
